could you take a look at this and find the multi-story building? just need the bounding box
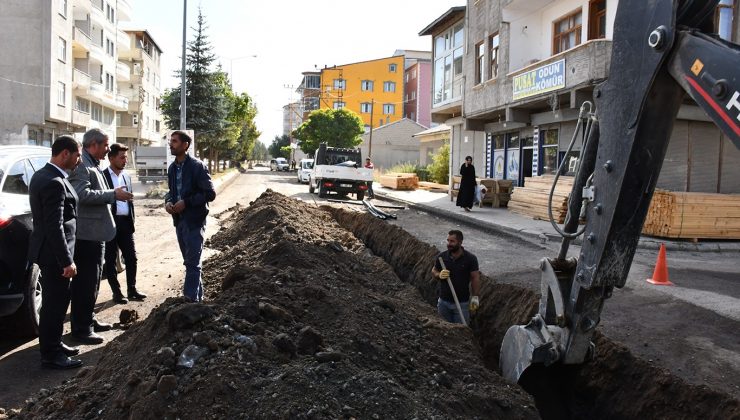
[116,30,164,151]
[0,0,131,145]
[423,0,740,192]
[318,55,405,132]
[394,49,433,129]
[298,71,321,121]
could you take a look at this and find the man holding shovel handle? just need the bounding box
[432,230,481,325]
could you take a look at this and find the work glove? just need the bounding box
[439,269,450,280]
[469,296,480,313]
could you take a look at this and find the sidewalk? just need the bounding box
[372,183,740,253]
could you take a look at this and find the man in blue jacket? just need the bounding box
[165,131,216,302]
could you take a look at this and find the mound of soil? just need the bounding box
[329,206,740,420]
[15,191,537,419]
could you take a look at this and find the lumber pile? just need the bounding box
[643,190,740,239]
[379,173,419,190]
[479,179,513,208]
[418,181,448,193]
[508,176,574,223]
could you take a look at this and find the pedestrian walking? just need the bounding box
[165,130,216,302]
[364,157,375,199]
[28,136,83,369]
[431,230,481,324]
[102,143,146,304]
[68,128,134,344]
[456,156,477,211]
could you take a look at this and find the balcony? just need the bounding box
[116,95,129,110]
[117,30,131,52]
[89,81,104,96]
[72,26,91,52]
[506,39,612,103]
[72,109,91,127]
[502,0,555,20]
[88,44,107,64]
[90,1,106,26]
[117,0,132,21]
[117,126,139,138]
[72,0,91,20]
[72,69,91,92]
[116,62,131,82]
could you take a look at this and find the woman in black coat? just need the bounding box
[456,156,476,211]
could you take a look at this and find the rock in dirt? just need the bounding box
[156,375,177,395]
[315,351,343,363]
[119,309,139,325]
[166,303,215,331]
[296,326,323,355]
[272,333,296,355]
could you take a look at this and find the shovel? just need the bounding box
[438,257,467,326]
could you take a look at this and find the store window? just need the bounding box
[540,129,559,175]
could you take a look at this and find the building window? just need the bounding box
[389,63,397,72]
[489,33,500,79]
[103,108,114,125]
[59,0,67,17]
[105,72,114,92]
[75,97,90,113]
[58,37,66,62]
[106,38,114,56]
[361,80,374,91]
[106,3,115,23]
[57,82,66,106]
[305,75,320,89]
[383,81,396,92]
[553,9,583,54]
[364,124,371,133]
[715,0,736,41]
[588,0,607,40]
[434,23,464,105]
[333,101,345,110]
[382,104,395,114]
[91,103,102,122]
[360,102,372,113]
[541,129,559,175]
[475,41,485,84]
[333,78,345,90]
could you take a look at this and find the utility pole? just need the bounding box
[179,0,187,130]
[368,98,374,158]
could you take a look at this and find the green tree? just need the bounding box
[427,141,450,184]
[268,134,291,159]
[293,108,364,155]
[250,141,268,161]
[160,9,228,163]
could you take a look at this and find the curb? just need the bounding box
[214,170,240,195]
[375,191,740,254]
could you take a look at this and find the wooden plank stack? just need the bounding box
[418,181,449,193]
[379,173,419,190]
[643,190,740,239]
[479,179,513,208]
[508,176,575,223]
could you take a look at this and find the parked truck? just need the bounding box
[135,146,168,184]
[308,143,373,200]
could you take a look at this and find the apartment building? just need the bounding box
[318,56,405,132]
[0,0,131,145]
[116,30,164,150]
[298,71,321,121]
[394,49,433,129]
[423,0,740,192]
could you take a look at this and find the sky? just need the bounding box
[121,0,460,146]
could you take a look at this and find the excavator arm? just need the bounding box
[501,0,740,382]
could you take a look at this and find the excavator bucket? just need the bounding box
[500,314,563,383]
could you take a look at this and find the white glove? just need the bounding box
[469,296,480,313]
[439,269,450,280]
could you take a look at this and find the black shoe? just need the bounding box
[93,320,113,332]
[71,332,105,345]
[60,342,80,356]
[128,289,147,301]
[112,292,128,304]
[41,354,82,370]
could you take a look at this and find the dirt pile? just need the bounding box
[15,191,537,419]
[329,207,740,420]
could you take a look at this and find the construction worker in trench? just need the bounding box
[431,230,481,324]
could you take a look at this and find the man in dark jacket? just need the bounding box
[165,131,216,302]
[28,136,82,369]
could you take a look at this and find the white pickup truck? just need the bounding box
[308,144,373,201]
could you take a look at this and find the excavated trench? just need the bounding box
[13,191,738,419]
[328,204,740,420]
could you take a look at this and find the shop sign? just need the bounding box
[512,59,566,100]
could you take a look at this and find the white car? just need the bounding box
[297,159,314,183]
[269,157,290,171]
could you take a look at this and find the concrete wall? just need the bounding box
[359,119,425,170]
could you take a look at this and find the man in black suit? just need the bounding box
[28,136,83,369]
[102,143,146,303]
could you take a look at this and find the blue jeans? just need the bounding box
[437,298,470,324]
[176,222,205,302]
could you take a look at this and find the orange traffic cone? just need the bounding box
[647,243,673,286]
